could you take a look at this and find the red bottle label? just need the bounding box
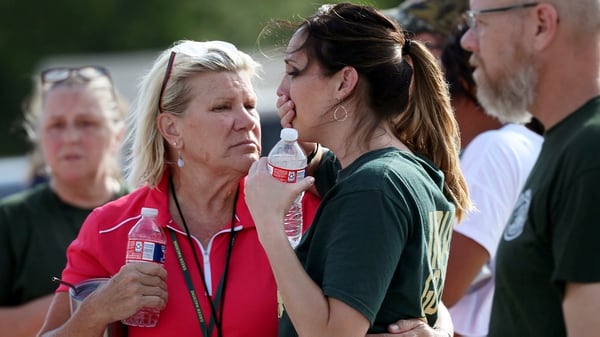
[268,163,306,183]
[126,240,165,264]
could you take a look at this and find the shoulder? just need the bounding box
[347,149,416,181]
[0,183,52,207]
[566,106,600,143]
[0,184,57,245]
[554,102,600,169]
[462,124,543,170]
[0,184,54,224]
[467,124,543,153]
[342,149,444,198]
[86,184,167,232]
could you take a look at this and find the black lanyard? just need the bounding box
[169,176,238,337]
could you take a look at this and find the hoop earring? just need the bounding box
[333,104,348,122]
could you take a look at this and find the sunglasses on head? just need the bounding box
[41,66,112,85]
[158,41,239,113]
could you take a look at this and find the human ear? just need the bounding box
[156,113,182,147]
[335,66,359,100]
[532,3,559,51]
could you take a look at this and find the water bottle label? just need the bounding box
[126,240,166,264]
[268,163,306,183]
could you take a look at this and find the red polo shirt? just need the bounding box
[58,173,320,337]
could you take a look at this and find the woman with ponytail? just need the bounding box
[245,3,469,337]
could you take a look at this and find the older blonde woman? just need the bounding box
[37,40,321,337]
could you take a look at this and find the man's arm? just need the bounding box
[442,232,489,306]
[563,282,600,336]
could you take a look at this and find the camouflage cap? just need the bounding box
[382,0,468,38]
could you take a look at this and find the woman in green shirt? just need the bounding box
[0,66,128,337]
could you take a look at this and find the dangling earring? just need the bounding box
[333,104,348,122]
[174,142,184,168]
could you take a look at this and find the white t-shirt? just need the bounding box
[450,123,543,337]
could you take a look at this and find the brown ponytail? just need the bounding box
[267,3,471,220]
[395,40,470,220]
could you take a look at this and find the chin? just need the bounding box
[237,153,259,165]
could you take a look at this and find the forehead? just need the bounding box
[43,86,105,114]
[187,70,256,100]
[471,0,498,9]
[285,30,308,59]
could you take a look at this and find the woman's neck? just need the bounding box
[50,176,120,209]
[169,172,240,246]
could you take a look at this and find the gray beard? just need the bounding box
[475,56,537,124]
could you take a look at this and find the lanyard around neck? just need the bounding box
[169,230,235,337]
[169,175,238,337]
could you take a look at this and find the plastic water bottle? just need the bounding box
[122,207,166,327]
[267,128,307,248]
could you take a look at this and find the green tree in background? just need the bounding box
[0,0,399,156]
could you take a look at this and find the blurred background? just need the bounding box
[0,0,401,194]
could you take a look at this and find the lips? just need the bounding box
[62,153,84,161]
[231,139,258,151]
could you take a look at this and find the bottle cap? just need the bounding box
[280,128,298,142]
[141,207,159,217]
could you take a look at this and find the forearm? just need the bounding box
[442,232,489,307]
[38,293,110,337]
[563,282,600,337]
[0,295,53,337]
[259,225,332,337]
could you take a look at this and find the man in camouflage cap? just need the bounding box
[382,0,468,57]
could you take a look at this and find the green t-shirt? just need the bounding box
[0,182,128,305]
[489,97,600,336]
[279,148,455,336]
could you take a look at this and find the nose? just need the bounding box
[236,105,260,131]
[62,124,83,142]
[460,28,477,53]
[276,76,289,98]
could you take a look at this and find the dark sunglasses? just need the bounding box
[157,40,238,113]
[41,66,112,85]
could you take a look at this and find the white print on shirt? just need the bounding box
[503,189,532,241]
[422,210,453,316]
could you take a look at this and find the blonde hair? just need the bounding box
[22,74,127,184]
[125,40,261,188]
